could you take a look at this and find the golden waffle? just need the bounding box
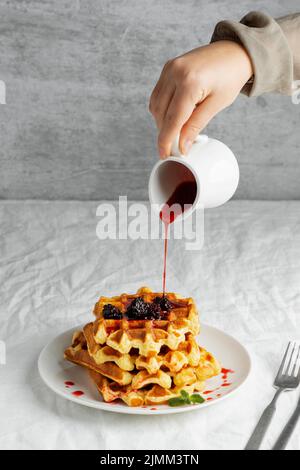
[65,336,219,394]
[89,371,206,407]
[64,287,222,407]
[64,339,133,386]
[144,383,205,406]
[131,369,172,390]
[65,336,220,391]
[81,327,203,376]
[65,340,194,390]
[92,287,200,356]
[135,334,201,374]
[89,371,145,406]
[83,322,136,371]
[196,347,222,380]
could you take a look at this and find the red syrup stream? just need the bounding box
[159,180,197,294]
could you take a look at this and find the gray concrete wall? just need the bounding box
[0,0,299,200]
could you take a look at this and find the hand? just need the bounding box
[149,40,253,158]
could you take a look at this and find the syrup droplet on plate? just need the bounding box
[72,390,84,397]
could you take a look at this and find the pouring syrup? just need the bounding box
[159,180,197,294]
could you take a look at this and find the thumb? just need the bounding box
[179,95,220,155]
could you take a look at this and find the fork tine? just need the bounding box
[276,342,292,378]
[285,342,297,376]
[292,343,300,376]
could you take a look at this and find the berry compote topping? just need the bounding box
[126,296,173,320]
[103,304,122,320]
[153,296,172,312]
[146,303,162,320]
[126,297,149,319]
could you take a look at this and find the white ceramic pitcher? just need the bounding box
[148,134,239,218]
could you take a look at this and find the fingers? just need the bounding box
[150,81,176,130]
[179,95,220,154]
[149,61,172,128]
[157,87,196,158]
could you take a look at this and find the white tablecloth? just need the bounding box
[0,200,299,450]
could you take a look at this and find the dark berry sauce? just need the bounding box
[103,304,122,320]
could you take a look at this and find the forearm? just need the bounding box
[211,11,300,96]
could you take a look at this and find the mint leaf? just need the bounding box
[169,392,205,407]
[180,390,191,403]
[168,397,185,407]
[190,394,205,404]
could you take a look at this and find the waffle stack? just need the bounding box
[64,287,221,406]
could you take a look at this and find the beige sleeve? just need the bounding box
[211,11,300,96]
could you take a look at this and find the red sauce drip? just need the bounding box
[206,397,213,401]
[162,223,168,294]
[64,381,74,386]
[150,407,157,410]
[221,368,234,375]
[221,367,234,380]
[202,367,234,396]
[159,181,197,293]
[72,390,84,397]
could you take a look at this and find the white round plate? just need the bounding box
[38,324,251,415]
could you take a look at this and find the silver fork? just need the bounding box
[272,345,300,451]
[245,342,300,451]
